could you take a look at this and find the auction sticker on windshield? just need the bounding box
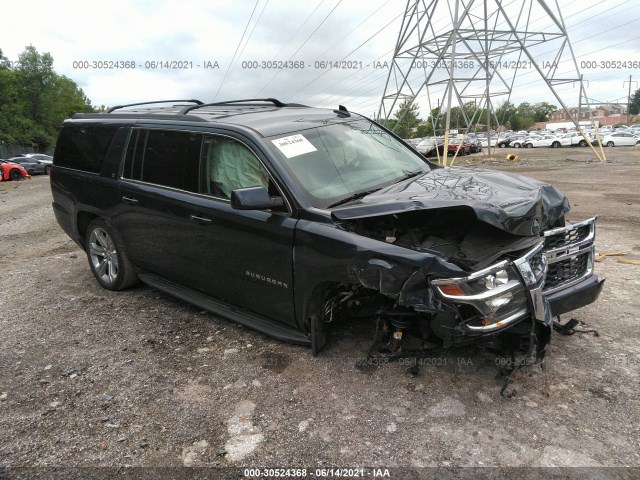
[271,134,317,158]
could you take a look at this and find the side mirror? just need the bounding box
[230,186,284,210]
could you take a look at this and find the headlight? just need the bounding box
[432,263,529,332]
[433,263,521,299]
[484,269,510,289]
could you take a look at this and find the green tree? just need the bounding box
[415,123,431,137]
[422,107,442,135]
[495,101,516,128]
[392,99,420,138]
[0,62,37,147]
[630,88,640,115]
[16,45,56,124]
[0,48,10,69]
[0,45,95,151]
[532,102,557,122]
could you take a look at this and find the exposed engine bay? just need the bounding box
[339,208,542,270]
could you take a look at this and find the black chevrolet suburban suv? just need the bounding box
[50,99,604,360]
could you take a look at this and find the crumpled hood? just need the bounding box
[331,166,570,236]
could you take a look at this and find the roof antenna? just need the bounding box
[334,105,350,117]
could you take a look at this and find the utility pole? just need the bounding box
[624,76,637,124]
[378,0,603,162]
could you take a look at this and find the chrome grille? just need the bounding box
[542,217,597,295]
[545,253,590,291]
[544,224,591,250]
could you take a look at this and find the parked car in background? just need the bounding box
[415,138,445,157]
[523,135,561,148]
[507,135,528,148]
[601,132,640,147]
[480,136,498,148]
[0,159,31,181]
[23,153,53,163]
[496,137,511,148]
[446,137,471,155]
[466,136,482,153]
[558,132,587,147]
[7,156,51,175]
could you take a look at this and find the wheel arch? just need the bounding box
[76,211,100,245]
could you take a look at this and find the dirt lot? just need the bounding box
[1,147,640,478]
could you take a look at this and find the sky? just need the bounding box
[2,0,639,119]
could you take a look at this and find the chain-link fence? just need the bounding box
[0,145,36,159]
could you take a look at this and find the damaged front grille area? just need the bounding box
[542,217,596,295]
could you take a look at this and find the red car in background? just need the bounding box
[0,160,31,181]
[447,138,472,155]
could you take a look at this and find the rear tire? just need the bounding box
[85,219,138,291]
[45,165,51,175]
[578,140,587,147]
[606,141,614,147]
[525,143,533,148]
[551,142,560,148]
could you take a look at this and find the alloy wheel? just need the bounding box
[88,227,119,286]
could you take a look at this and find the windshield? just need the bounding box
[265,119,431,209]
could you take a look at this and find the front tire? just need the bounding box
[578,140,587,147]
[606,141,614,147]
[551,142,560,148]
[10,169,22,180]
[85,219,138,291]
[525,143,533,148]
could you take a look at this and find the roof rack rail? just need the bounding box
[180,98,286,115]
[107,99,204,113]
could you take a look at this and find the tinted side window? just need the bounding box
[139,130,202,192]
[122,129,202,192]
[54,125,119,173]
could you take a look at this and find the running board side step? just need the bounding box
[138,273,311,346]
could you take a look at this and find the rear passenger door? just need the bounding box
[115,128,297,327]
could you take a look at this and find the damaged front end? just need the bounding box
[312,210,602,370]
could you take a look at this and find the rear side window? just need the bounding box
[54,125,119,173]
[122,129,202,193]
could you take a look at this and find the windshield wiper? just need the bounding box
[328,188,383,209]
[328,169,424,209]
[398,168,424,182]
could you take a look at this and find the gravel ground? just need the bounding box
[1,147,639,479]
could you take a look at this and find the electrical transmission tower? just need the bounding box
[378,0,604,163]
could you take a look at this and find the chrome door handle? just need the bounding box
[189,215,212,224]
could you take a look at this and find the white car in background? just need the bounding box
[559,132,591,147]
[523,135,561,148]
[601,132,639,147]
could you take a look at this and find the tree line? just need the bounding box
[387,91,640,139]
[384,99,559,138]
[0,45,94,153]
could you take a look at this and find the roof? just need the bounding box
[70,98,358,137]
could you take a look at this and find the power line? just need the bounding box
[282,7,404,101]
[236,0,271,62]
[213,0,261,100]
[255,0,343,96]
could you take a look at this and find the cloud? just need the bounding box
[2,0,637,115]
